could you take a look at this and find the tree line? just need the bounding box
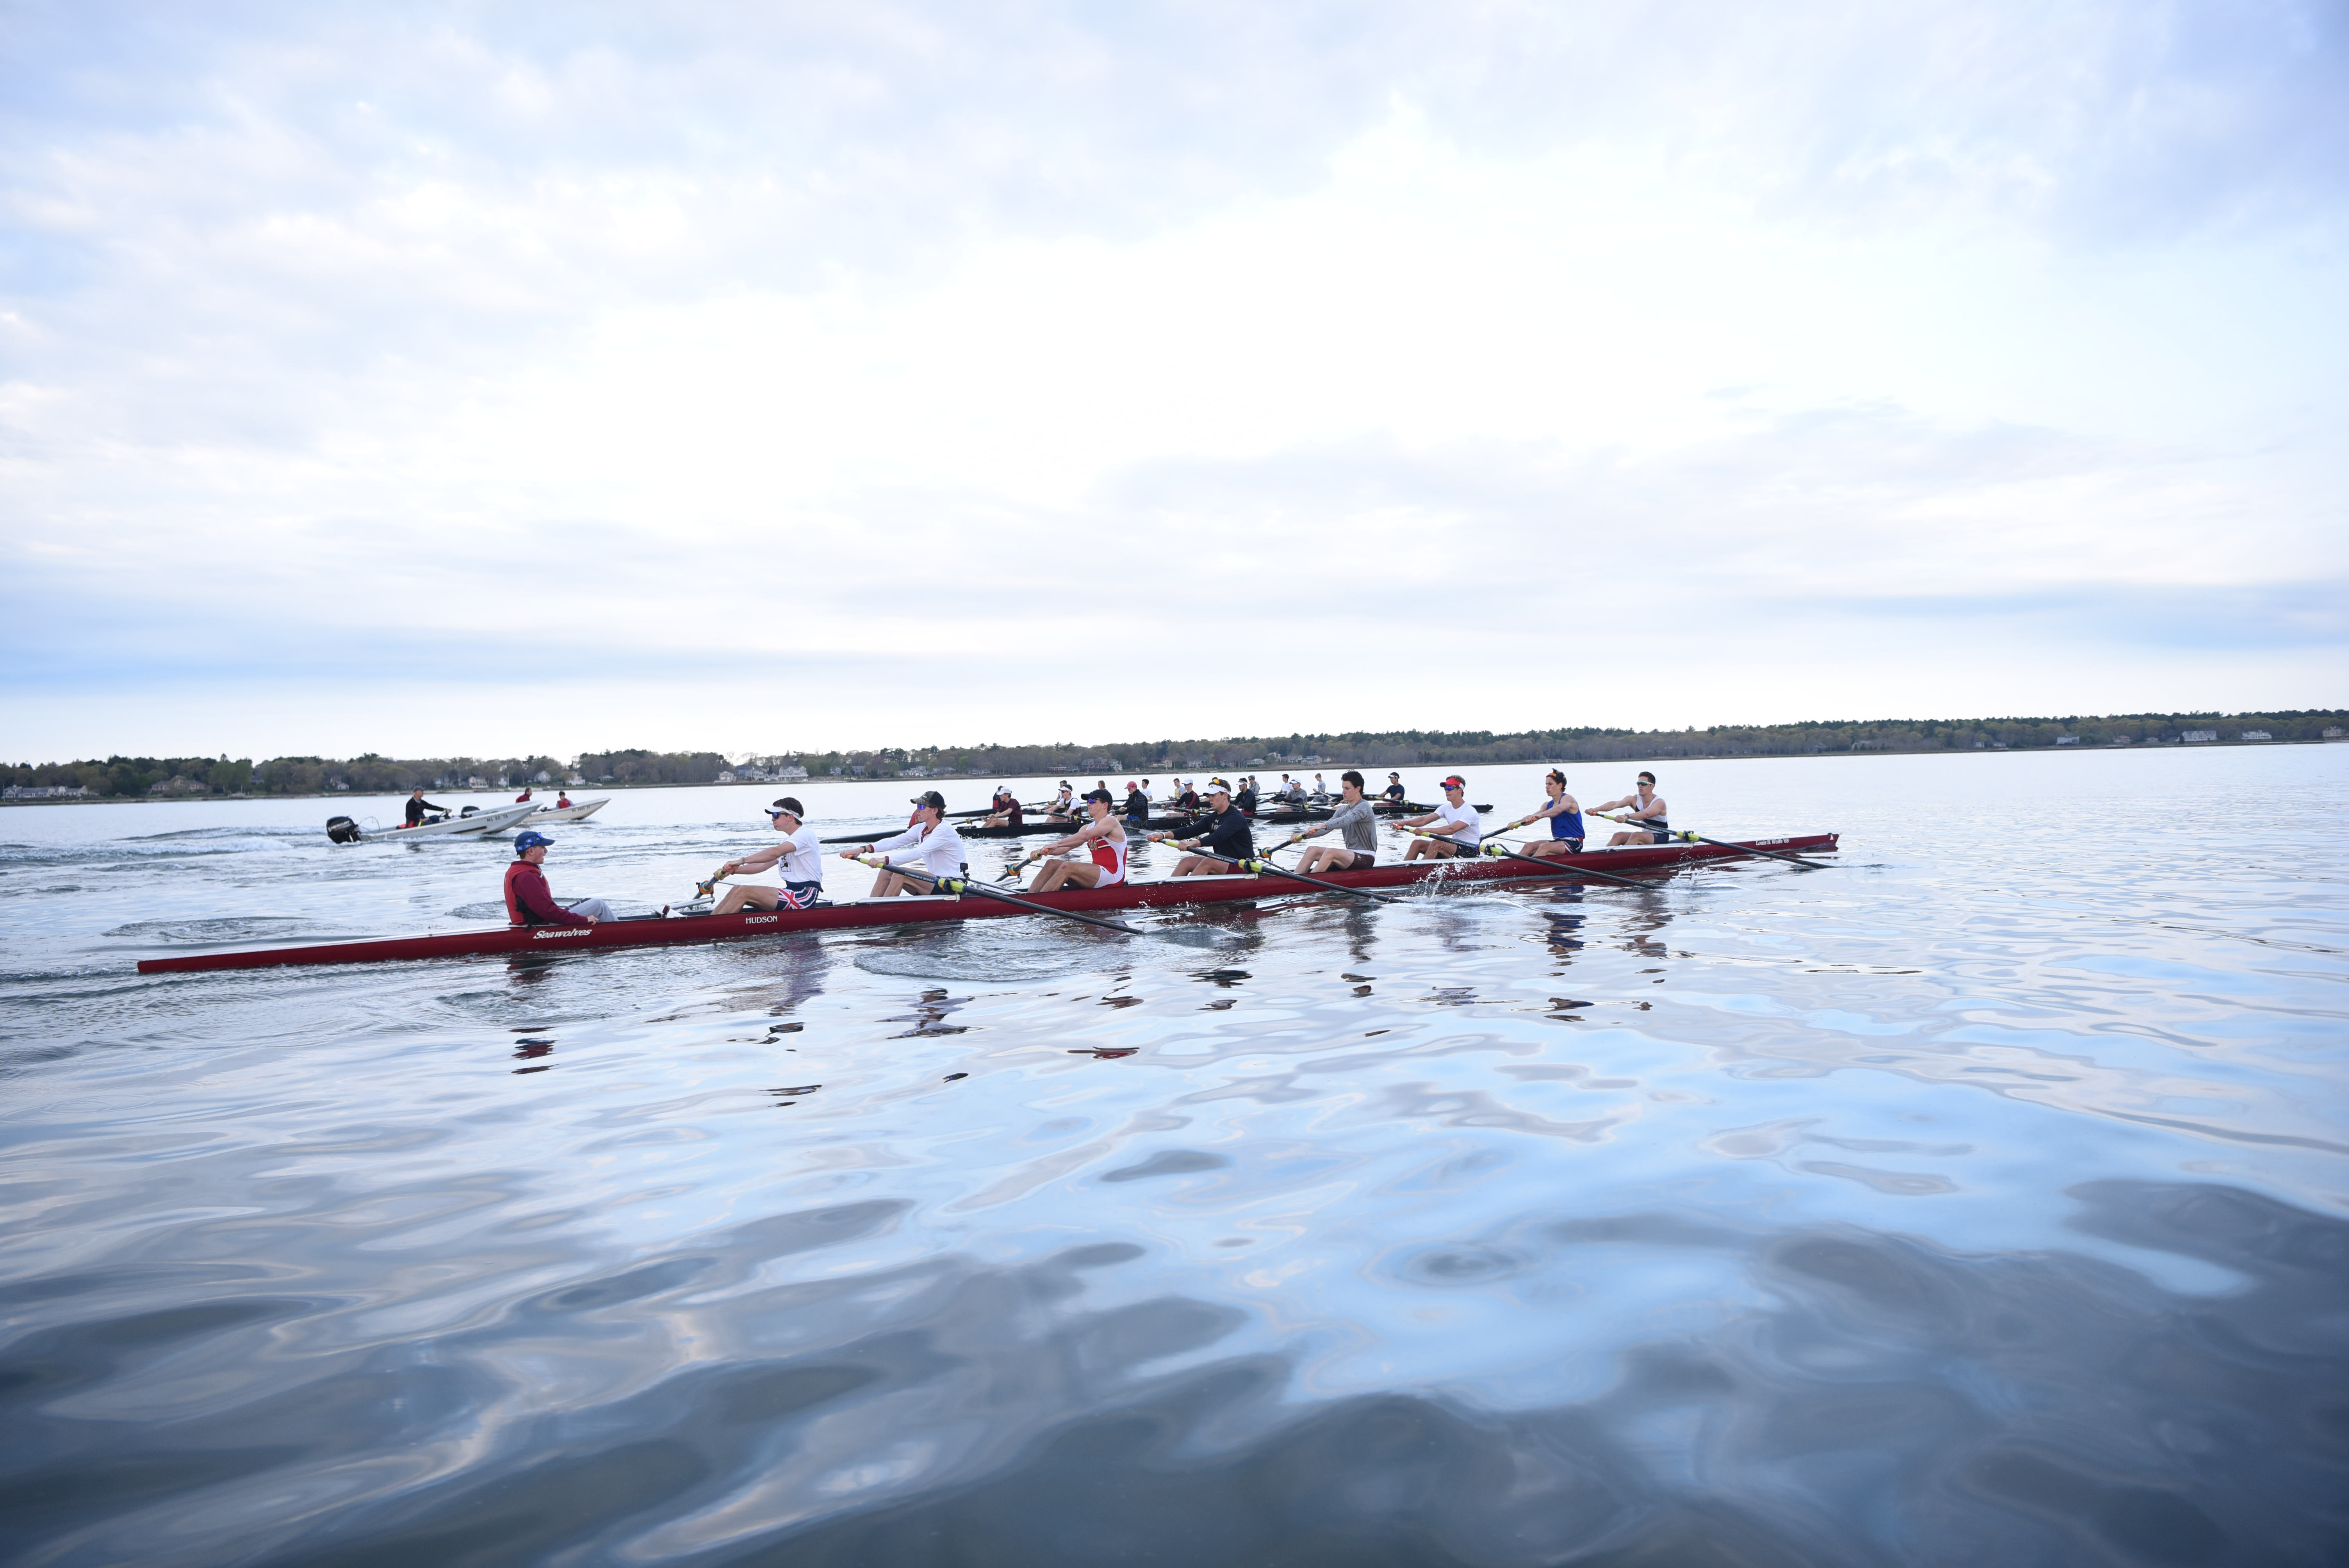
[7,711,2342,800]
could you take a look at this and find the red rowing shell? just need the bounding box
[135,834,1838,975]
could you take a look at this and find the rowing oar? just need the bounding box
[1476,839,1650,888]
[852,855,1147,936]
[1160,841,1402,904]
[1593,815,1831,871]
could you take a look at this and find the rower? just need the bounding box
[1398,774,1481,860]
[853,789,967,896]
[709,798,826,912]
[1234,777,1259,814]
[504,831,613,926]
[1290,770,1380,873]
[405,788,452,826]
[1150,779,1255,875]
[1122,779,1149,827]
[1177,779,1200,811]
[1025,789,1130,893]
[1381,772,1407,804]
[1493,770,1584,858]
[983,786,1025,828]
[1282,775,1306,804]
[1312,772,1328,801]
[1595,772,1671,845]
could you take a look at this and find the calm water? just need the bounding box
[4,749,2346,1566]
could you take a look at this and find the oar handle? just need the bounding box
[856,855,1143,934]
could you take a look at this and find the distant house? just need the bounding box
[774,763,809,781]
[2239,731,2272,742]
[4,784,91,800]
[715,770,738,783]
[148,777,209,795]
[2181,731,2216,743]
[2326,728,2346,742]
[2055,735,2080,745]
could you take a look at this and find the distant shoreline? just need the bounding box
[7,734,2340,807]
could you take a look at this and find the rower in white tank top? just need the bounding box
[1025,791,1130,894]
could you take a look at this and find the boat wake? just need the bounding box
[105,917,348,944]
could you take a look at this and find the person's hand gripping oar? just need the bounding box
[1162,839,1403,904]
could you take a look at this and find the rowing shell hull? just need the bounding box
[136,833,1837,975]
[524,798,610,825]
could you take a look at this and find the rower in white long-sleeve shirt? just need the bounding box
[851,790,968,896]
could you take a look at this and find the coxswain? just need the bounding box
[1594,772,1671,845]
[405,788,452,826]
[1492,770,1584,857]
[1381,772,1408,804]
[1024,789,1130,893]
[1121,779,1150,826]
[853,790,968,896]
[1398,774,1482,860]
[709,798,826,912]
[503,831,613,925]
[1290,770,1380,873]
[1150,779,1255,875]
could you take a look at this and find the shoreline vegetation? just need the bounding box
[5,710,2343,805]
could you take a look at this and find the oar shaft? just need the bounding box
[857,857,1143,935]
[1479,841,1650,887]
[1178,845,1397,904]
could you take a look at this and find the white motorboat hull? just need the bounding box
[340,800,539,843]
[524,798,609,825]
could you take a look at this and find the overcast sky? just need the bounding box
[3,0,2343,762]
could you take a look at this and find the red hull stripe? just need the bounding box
[135,835,1837,975]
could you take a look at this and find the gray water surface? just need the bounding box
[3,750,2345,1565]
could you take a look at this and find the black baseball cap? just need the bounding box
[909,790,946,810]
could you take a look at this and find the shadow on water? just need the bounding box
[3,1180,2343,1567]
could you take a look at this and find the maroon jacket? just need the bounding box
[504,859,592,927]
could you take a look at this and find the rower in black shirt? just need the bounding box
[405,788,452,826]
[1381,772,1408,804]
[1234,779,1258,814]
[1177,782,1199,811]
[1122,781,1149,825]
[1151,779,1255,875]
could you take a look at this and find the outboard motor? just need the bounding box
[325,815,361,845]
[459,805,479,818]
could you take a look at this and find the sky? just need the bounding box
[3,0,2344,763]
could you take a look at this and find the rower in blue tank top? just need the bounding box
[1491,769,1585,859]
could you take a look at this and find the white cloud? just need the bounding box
[2,1,2344,758]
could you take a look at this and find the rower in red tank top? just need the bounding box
[1023,789,1128,893]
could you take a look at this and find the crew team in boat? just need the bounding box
[1021,789,1130,892]
[1396,775,1482,860]
[1150,779,1256,875]
[708,798,827,912]
[1594,772,1671,845]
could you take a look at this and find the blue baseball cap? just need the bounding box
[514,830,553,853]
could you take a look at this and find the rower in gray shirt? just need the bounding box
[1289,770,1381,873]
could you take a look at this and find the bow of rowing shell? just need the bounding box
[136,834,1838,974]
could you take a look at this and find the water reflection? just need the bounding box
[4,1180,2336,1565]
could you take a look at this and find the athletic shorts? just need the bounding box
[779,880,824,910]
